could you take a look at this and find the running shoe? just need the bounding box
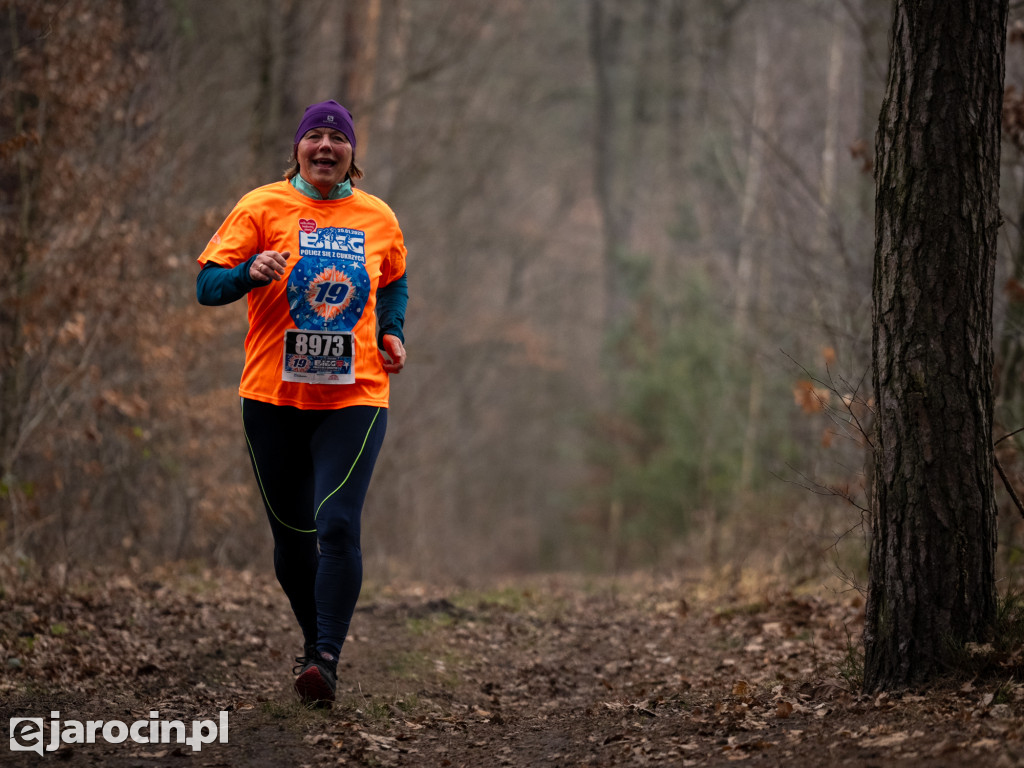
[293,648,337,706]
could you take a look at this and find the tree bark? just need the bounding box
[864,0,1006,691]
[0,3,35,545]
[816,0,844,253]
[735,9,777,494]
[588,0,632,334]
[341,0,381,153]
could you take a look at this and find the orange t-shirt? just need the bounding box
[198,181,407,410]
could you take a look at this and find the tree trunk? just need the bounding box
[0,4,36,546]
[587,0,632,334]
[371,0,410,200]
[816,0,844,253]
[249,0,293,180]
[735,11,775,494]
[864,0,1006,691]
[341,0,381,152]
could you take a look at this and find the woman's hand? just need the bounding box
[250,250,291,282]
[381,334,406,374]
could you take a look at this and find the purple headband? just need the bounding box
[294,100,356,149]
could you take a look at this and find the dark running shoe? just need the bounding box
[293,648,337,706]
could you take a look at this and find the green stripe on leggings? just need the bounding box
[241,399,315,534]
[315,407,381,521]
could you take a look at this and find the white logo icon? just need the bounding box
[10,718,44,755]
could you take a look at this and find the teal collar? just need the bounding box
[291,174,352,200]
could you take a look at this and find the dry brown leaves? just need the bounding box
[2,566,1023,767]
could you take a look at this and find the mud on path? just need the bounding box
[2,565,1023,767]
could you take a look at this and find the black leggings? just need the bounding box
[241,398,387,660]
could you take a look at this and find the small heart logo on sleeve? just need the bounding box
[299,218,317,234]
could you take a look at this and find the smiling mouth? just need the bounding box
[313,158,336,168]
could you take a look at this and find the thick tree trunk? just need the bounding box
[864,0,1006,691]
[0,5,35,546]
[341,0,381,152]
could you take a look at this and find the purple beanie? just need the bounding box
[294,100,356,149]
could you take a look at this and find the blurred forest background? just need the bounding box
[5,0,1024,585]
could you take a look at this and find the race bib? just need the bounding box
[282,218,369,386]
[282,329,354,385]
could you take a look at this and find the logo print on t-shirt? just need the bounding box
[304,267,355,321]
[288,222,369,331]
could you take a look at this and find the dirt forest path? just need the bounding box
[2,566,1023,767]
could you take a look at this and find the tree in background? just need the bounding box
[0,0,171,565]
[0,0,254,571]
[864,0,1007,690]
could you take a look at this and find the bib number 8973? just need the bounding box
[287,332,351,357]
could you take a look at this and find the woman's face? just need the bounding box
[297,127,353,195]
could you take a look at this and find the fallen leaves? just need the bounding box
[859,729,912,748]
[2,568,1024,767]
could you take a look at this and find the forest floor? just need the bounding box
[2,564,1024,768]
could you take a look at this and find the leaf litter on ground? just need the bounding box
[2,563,1023,766]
